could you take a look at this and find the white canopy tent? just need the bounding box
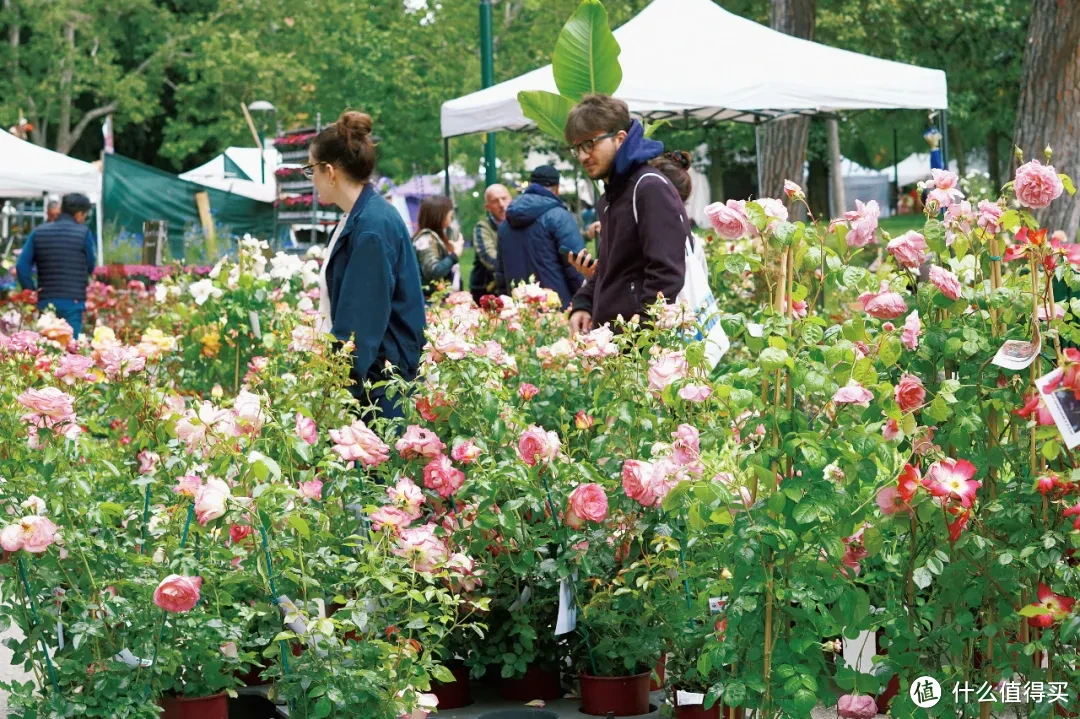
[0,130,104,263]
[440,0,949,195]
[179,147,280,203]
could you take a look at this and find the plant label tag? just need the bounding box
[249,310,262,339]
[677,690,706,706]
[114,648,152,668]
[554,577,576,636]
[509,585,532,612]
[277,594,308,634]
[708,596,726,614]
[991,338,1040,370]
[1036,371,1080,449]
[747,322,764,338]
[56,621,64,651]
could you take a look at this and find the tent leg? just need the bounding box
[939,110,949,170]
[893,127,900,215]
[754,122,765,199]
[443,138,451,197]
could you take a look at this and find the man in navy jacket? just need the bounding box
[16,193,96,338]
[496,165,586,308]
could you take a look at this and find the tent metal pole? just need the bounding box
[754,121,765,199]
[480,0,497,186]
[893,127,900,214]
[443,138,451,197]
[939,109,949,169]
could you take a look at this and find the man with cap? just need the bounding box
[16,192,97,338]
[496,165,586,308]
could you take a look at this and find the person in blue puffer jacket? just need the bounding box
[496,165,586,308]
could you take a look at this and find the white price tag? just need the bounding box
[248,310,262,339]
[555,577,577,636]
[708,596,727,614]
[677,690,706,706]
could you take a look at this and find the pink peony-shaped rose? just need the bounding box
[833,381,874,407]
[678,383,713,402]
[388,477,425,519]
[517,425,560,466]
[137,450,159,475]
[0,515,58,553]
[153,574,202,613]
[396,425,447,460]
[1014,160,1064,209]
[393,524,448,572]
[99,345,147,379]
[18,387,77,429]
[518,383,539,401]
[837,694,878,719]
[977,200,1004,234]
[858,282,907,320]
[565,483,608,529]
[295,413,318,445]
[422,455,465,498]
[647,349,689,394]
[174,474,203,497]
[902,310,922,351]
[844,200,880,248]
[895,374,926,412]
[886,231,927,269]
[705,200,750,240]
[450,439,482,464]
[671,424,702,471]
[298,479,323,502]
[370,506,413,533]
[194,477,230,525]
[330,420,390,467]
[54,353,96,385]
[929,265,962,301]
[622,460,658,507]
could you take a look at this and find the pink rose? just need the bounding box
[229,524,252,544]
[99,346,147,379]
[517,425,560,466]
[833,381,874,407]
[912,426,939,456]
[295,414,318,445]
[231,390,264,437]
[882,417,902,441]
[395,425,447,461]
[678,384,713,402]
[370,506,413,533]
[137,450,159,475]
[429,331,473,362]
[518,383,539,401]
[174,474,203,498]
[705,200,750,240]
[929,265,962,301]
[194,478,230,525]
[447,552,483,592]
[844,200,880,248]
[895,374,926,412]
[451,439,482,465]
[298,479,323,502]
[877,486,909,516]
[17,387,77,430]
[0,515,58,553]
[422,455,465,498]
[977,200,1004,234]
[575,411,595,430]
[393,524,448,572]
[54,353,95,385]
[647,350,688,394]
[565,483,608,529]
[837,695,877,719]
[388,477,425,519]
[783,180,804,199]
[757,198,789,230]
[330,420,390,468]
[886,231,927,269]
[902,310,921,351]
[153,574,202,613]
[671,424,702,471]
[1014,160,1064,209]
[857,282,907,320]
[622,460,658,507]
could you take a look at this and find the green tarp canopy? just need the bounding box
[103,153,274,260]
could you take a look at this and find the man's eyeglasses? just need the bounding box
[568,131,618,158]
[301,162,328,180]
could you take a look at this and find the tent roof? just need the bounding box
[441,0,948,139]
[0,130,102,201]
[892,153,960,187]
[179,147,280,203]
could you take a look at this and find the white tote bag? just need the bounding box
[634,173,730,371]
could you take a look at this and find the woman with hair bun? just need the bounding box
[308,110,426,419]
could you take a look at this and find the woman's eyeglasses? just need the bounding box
[301,162,328,180]
[568,131,618,158]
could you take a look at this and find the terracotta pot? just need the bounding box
[497,663,562,701]
[673,699,745,719]
[431,664,471,710]
[650,654,666,691]
[579,671,651,716]
[159,692,228,719]
[235,663,268,687]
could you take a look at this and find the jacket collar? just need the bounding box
[605,120,664,198]
[329,183,375,265]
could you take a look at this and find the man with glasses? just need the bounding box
[565,94,688,336]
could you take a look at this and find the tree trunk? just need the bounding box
[987,127,1001,193]
[949,124,966,177]
[56,20,76,154]
[826,117,845,218]
[707,134,726,204]
[806,155,829,220]
[1011,0,1080,240]
[758,0,816,201]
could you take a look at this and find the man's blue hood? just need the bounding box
[505,184,564,229]
[610,119,663,186]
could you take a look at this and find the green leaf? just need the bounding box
[431,664,456,683]
[1000,209,1021,233]
[1018,605,1050,618]
[879,335,902,367]
[288,515,310,539]
[801,323,824,345]
[551,0,622,101]
[773,221,798,246]
[913,567,933,589]
[759,347,789,372]
[924,219,947,255]
[794,688,817,715]
[926,557,944,575]
[767,492,787,514]
[517,90,576,142]
[313,697,331,719]
[723,681,746,707]
[792,501,818,525]
[924,396,952,423]
[1061,174,1076,196]
[843,266,867,288]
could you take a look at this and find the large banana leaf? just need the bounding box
[551,0,622,102]
[518,90,577,143]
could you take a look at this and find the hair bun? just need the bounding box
[667,150,691,170]
[337,111,374,151]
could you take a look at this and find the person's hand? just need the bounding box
[569,310,592,336]
[567,249,598,279]
[585,221,601,240]
[450,235,465,257]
